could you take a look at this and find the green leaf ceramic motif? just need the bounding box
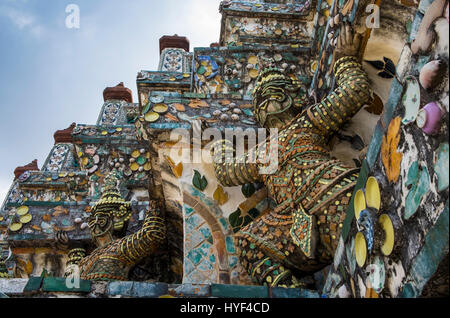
[242,183,256,198]
[228,207,261,233]
[404,162,430,220]
[192,170,208,191]
[142,102,151,115]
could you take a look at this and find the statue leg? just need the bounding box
[234,210,320,288]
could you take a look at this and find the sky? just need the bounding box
[0,0,222,204]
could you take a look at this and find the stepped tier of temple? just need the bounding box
[0,0,448,298]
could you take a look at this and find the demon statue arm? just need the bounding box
[211,25,373,288]
[305,48,371,140]
[116,201,166,266]
[212,139,264,187]
[78,202,166,281]
[64,171,166,281]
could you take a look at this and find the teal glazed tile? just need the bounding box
[366,123,383,169]
[168,284,211,297]
[185,218,196,233]
[211,284,269,298]
[219,217,229,231]
[187,249,204,266]
[425,228,448,267]
[132,282,168,298]
[438,201,449,232]
[209,254,216,264]
[401,283,417,298]
[271,287,302,298]
[198,223,212,240]
[184,205,195,216]
[299,289,320,298]
[404,163,430,220]
[199,242,212,255]
[228,256,238,268]
[271,287,319,298]
[384,78,404,125]
[226,236,236,253]
[107,281,133,296]
[42,277,91,293]
[423,201,449,266]
[186,213,203,229]
[23,277,44,293]
[408,199,447,296]
[410,243,437,285]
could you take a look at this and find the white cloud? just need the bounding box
[0,5,45,38]
[184,0,222,46]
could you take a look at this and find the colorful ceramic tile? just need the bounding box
[382,117,404,184]
[435,143,449,192]
[404,162,430,220]
[366,256,385,294]
[402,76,421,125]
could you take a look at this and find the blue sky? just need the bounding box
[0,0,221,203]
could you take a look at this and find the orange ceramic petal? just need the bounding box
[173,103,186,112]
[381,117,403,183]
[172,163,183,178]
[214,185,229,206]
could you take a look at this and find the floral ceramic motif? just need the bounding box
[44,145,69,173]
[100,101,123,125]
[161,49,185,72]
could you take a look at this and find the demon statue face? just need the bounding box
[253,67,310,129]
[88,170,132,248]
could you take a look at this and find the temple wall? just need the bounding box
[320,0,449,298]
[1,0,448,298]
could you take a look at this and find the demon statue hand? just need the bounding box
[0,241,12,278]
[64,170,166,281]
[211,24,372,288]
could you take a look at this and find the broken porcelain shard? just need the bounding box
[419,60,446,90]
[402,76,421,125]
[417,102,444,135]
